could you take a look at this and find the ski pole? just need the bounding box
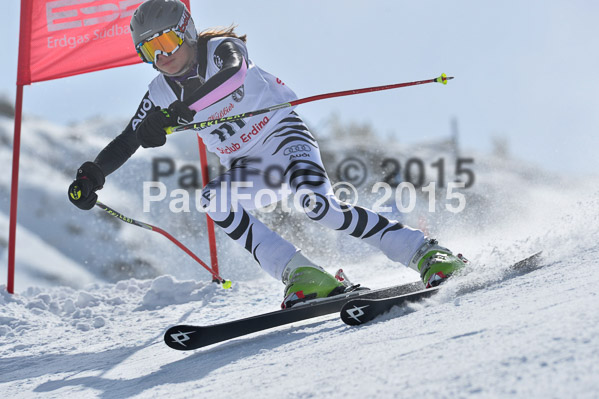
[95,201,232,289]
[165,73,453,134]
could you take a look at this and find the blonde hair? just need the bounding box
[197,25,247,44]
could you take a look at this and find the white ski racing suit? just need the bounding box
[94,36,427,280]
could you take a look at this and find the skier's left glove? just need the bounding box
[68,161,105,211]
[136,100,196,148]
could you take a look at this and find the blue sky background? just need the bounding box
[2,0,598,176]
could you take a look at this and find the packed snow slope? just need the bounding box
[1,111,599,398]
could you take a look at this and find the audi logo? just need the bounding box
[283,145,312,156]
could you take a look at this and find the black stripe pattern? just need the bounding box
[333,202,404,240]
[214,208,260,264]
[284,160,328,192]
[261,116,318,156]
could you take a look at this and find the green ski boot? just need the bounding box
[409,239,469,288]
[281,252,347,309]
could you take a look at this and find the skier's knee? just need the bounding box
[298,191,333,221]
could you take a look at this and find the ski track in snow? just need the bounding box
[1,244,599,398]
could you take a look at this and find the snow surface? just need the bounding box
[1,113,599,398]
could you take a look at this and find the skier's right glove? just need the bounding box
[136,100,196,148]
[68,161,105,211]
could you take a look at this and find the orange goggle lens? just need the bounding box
[136,30,184,63]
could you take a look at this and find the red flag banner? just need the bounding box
[17,0,189,85]
[10,0,196,294]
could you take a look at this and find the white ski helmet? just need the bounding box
[130,0,197,63]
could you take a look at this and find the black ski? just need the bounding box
[164,280,425,350]
[340,251,544,326]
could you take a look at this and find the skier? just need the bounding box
[68,0,466,308]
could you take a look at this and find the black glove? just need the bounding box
[136,100,196,148]
[68,161,105,210]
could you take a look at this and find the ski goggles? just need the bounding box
[136,29,184,64]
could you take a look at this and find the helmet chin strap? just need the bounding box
[154,42,198,78]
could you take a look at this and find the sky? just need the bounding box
[2,0,598,176]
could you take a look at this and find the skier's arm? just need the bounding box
[185,40,248,111]
[93,120,139,176]
[94,92,152,175]
[68,93,153,210]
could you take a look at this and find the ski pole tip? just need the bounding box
[436,73,454,85]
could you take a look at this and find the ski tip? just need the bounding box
[341,299,372,326]
[164,325,203,350]
[436,73,454,85]
[222,280,232,289]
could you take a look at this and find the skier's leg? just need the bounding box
[260,115,425,266]
[262,113,466,287]
[289,158,466,287]
[292,170,428,267]
[200,162,297,281]
[200,154,350,299]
